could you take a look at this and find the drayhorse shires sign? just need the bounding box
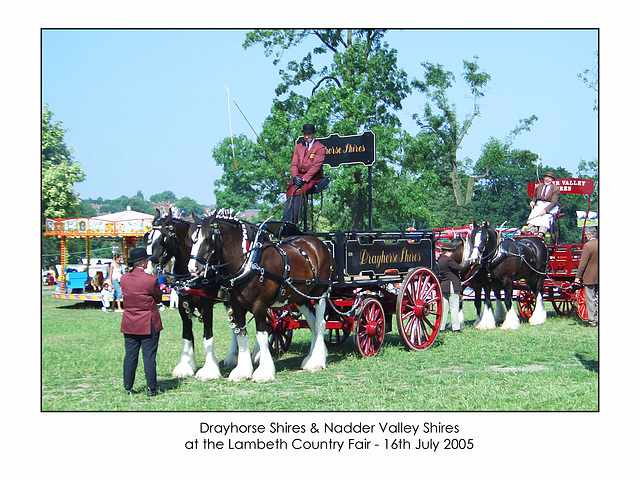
[345,237,435,276]
[302,130,376,168]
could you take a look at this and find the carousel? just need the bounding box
[43,207,163,301]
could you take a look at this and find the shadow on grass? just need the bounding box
[55,301,102,310]
[576,353,599,373]
[158,377,182,393]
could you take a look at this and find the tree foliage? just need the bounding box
[410,57,491,207]
[214,29,411,229]
[41,104,86,229]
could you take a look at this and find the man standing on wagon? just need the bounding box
[526,171,561,235]
[281,123,326,228]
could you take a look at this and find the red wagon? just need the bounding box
[516,178,595,322]
[265,228,443,357]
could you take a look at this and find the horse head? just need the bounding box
[146,209,191,277]
[188,213,214,276]
[468,221,499,266]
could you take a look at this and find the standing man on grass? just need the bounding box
[120,247,163,396]
[575,226,598,327]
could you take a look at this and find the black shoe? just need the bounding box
[124,389,135,395]
[453,329,462,333]
[147,389,158,397]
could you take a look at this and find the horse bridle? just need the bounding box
[148,224,178,271]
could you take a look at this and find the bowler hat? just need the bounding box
[543,171,556,180]
[441,242,456,251]
[127,247,149,266]
[302,124,316,133]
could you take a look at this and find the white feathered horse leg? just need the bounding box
[195,336,222,381]
[228,333,254,382]
[500,307,521,330]
[252,331,276,383]
[528,293,547,326]
[173,339,197,377]
[475,304,497,330]
[299,298,328,373]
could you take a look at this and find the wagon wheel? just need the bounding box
[517,290,536,319]
[395,267,442,351]
[353,297,385,357]
[576,288,588,321]
[266,307,294,356]
[551,288,576,316]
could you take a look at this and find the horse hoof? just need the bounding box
[303,364,326,373]
[196,371,221,381]
[172,364,196,378]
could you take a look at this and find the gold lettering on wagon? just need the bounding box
[359,247,421,269]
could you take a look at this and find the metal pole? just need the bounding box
[368,165,373,230]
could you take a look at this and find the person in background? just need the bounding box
[101,280,113,313]
[281,123,326,227]
[120,248,163,397]
[438,242,463,333]
[574,226,598,327]
[169,286,179,310]
[109,253,124,312]
[526,171,560,235]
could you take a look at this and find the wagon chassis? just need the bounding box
[265,228,443,357]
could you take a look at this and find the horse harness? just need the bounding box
[195,218,332,304]
[482,237,548,281]
[148,223,180,271]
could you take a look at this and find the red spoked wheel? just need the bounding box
[266,307,294,356]
[395,267,442,351]
[517,290,536,319]
[576,288,588,321]
[551,287,576,316]
[353,297,386,357]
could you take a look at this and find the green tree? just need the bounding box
[217,29,411,230]
[42,105,85,229]
[175,197,205,217]
[410,57,490,207]
[410,57,538,211]
[149,191,178,203]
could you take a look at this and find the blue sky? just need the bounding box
[42,28,598,206]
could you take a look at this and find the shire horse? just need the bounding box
[448,235,508,328]
[188,210,333,383]
[145,209,222,381]
[467,221,549,330]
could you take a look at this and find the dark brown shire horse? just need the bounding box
[188,210,333,382]
[467,221,549,330]
[145,209,222,380]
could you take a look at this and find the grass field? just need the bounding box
[41,287,598,412]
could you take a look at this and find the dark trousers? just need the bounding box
[282,193,304,226]
[123,324,160,392]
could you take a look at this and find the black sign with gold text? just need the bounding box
[299,131,375,168]
[345,238,434,276]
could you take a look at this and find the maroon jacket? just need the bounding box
[120,267,163,335]
[285,140,325,196]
